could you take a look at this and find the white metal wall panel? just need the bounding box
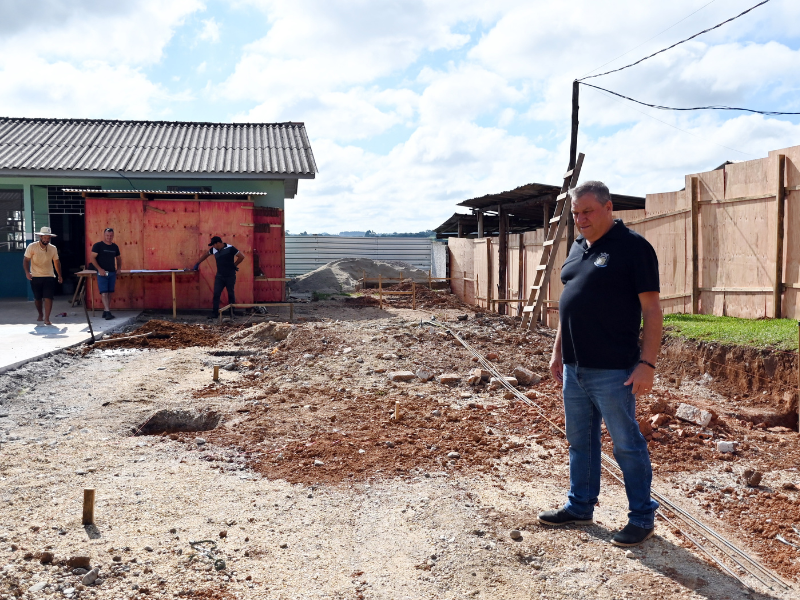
[286,236,432,276]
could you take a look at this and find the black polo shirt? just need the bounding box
[209,244,239,277]
[559,219,659,369]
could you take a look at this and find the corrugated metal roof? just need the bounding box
[62,189,270,196]
[0,117,317,177]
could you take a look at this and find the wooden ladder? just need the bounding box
[520,152,585,329]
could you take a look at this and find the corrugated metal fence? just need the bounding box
[285,236,433,277]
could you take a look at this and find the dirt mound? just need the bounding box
[229,321,293,343]
[289,258,429,294]
[97,320,221,350]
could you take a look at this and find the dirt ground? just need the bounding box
[0,292,798,600]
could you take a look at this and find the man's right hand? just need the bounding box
[98,269,107,276]
[549,352,564,385]
[25,272,32,281]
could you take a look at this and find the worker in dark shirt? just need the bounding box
[193,236,245,318]
[90,228,122,320]
[537,181,662,547]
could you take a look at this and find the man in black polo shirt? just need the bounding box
[537,181,662,547]
[193,236,245,318]
[90,228,121,320]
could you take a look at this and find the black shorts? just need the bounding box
[31,277,56,300]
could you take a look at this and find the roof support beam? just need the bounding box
[477,211,484,239]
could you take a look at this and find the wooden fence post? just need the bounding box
[378,274,383,309]
[774,154,786,319]
[412,281,416,310]
[691,176,700,314]
[486,238,493,312]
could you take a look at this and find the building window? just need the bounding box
[167,186,211,192]
[0,190,24,251]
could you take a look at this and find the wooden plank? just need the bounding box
[624,208,690,226]
[84,198,145,311]
[143,200,200,310]
[691,177,700,314]
[698,194,774,205]
[775,154,786,318]
[199,201,255,308]
[699,287,773,293]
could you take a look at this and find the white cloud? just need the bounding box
[0,0,203,66]
[288,123,552,233]
[0,0,203,119]
[0,56,184,120]
[197,61,208,74]
[198,18,221,43]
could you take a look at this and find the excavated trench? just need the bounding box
[133,409,221,436]
[660,335,799,429]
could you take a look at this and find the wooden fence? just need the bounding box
[449,143,800,320]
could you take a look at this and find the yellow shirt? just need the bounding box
[24,242,59,277]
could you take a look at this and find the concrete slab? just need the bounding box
[0,297,141,374]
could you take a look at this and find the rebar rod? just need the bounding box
[421,319,793,592]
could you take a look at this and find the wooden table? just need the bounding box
[73,269,197,317]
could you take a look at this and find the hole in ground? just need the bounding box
[134,409,221,436]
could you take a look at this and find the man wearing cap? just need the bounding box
[192,236,245,318]
[22,227,63,326]
[89,228,122,320]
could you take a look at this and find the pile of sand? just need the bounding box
[289,258,429,294]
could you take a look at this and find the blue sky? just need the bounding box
[2,0,800,233]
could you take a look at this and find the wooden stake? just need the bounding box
[412,281,416,310]
[213,365,220,382]
[82,488,95,525]
[394,401,399,421]
[379,274,383,309]
[171,271,177,318]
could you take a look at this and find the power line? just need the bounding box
[579,0,772,81]
[583,84,756,157]
[579,0,718,80]
[580,81,800,116]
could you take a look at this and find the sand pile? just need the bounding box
[289,258,429,294]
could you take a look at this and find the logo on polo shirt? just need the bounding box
[594,252,610,267]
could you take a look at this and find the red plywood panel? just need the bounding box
[142,201,201,309]
[253,207,284,302]
[84,198,144,310]
[197,202,255,307]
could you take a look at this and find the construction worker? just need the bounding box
[23,226,63,326]
[192,236,245,318]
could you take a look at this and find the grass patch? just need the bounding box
[663,314,799,351]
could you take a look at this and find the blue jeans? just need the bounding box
[562,364,658,529]
[97,271,117,294]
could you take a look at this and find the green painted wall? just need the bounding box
[0,176,290,239]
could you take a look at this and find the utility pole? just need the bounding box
[567,80,579,249]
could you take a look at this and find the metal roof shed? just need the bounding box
[0,117,317,301]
